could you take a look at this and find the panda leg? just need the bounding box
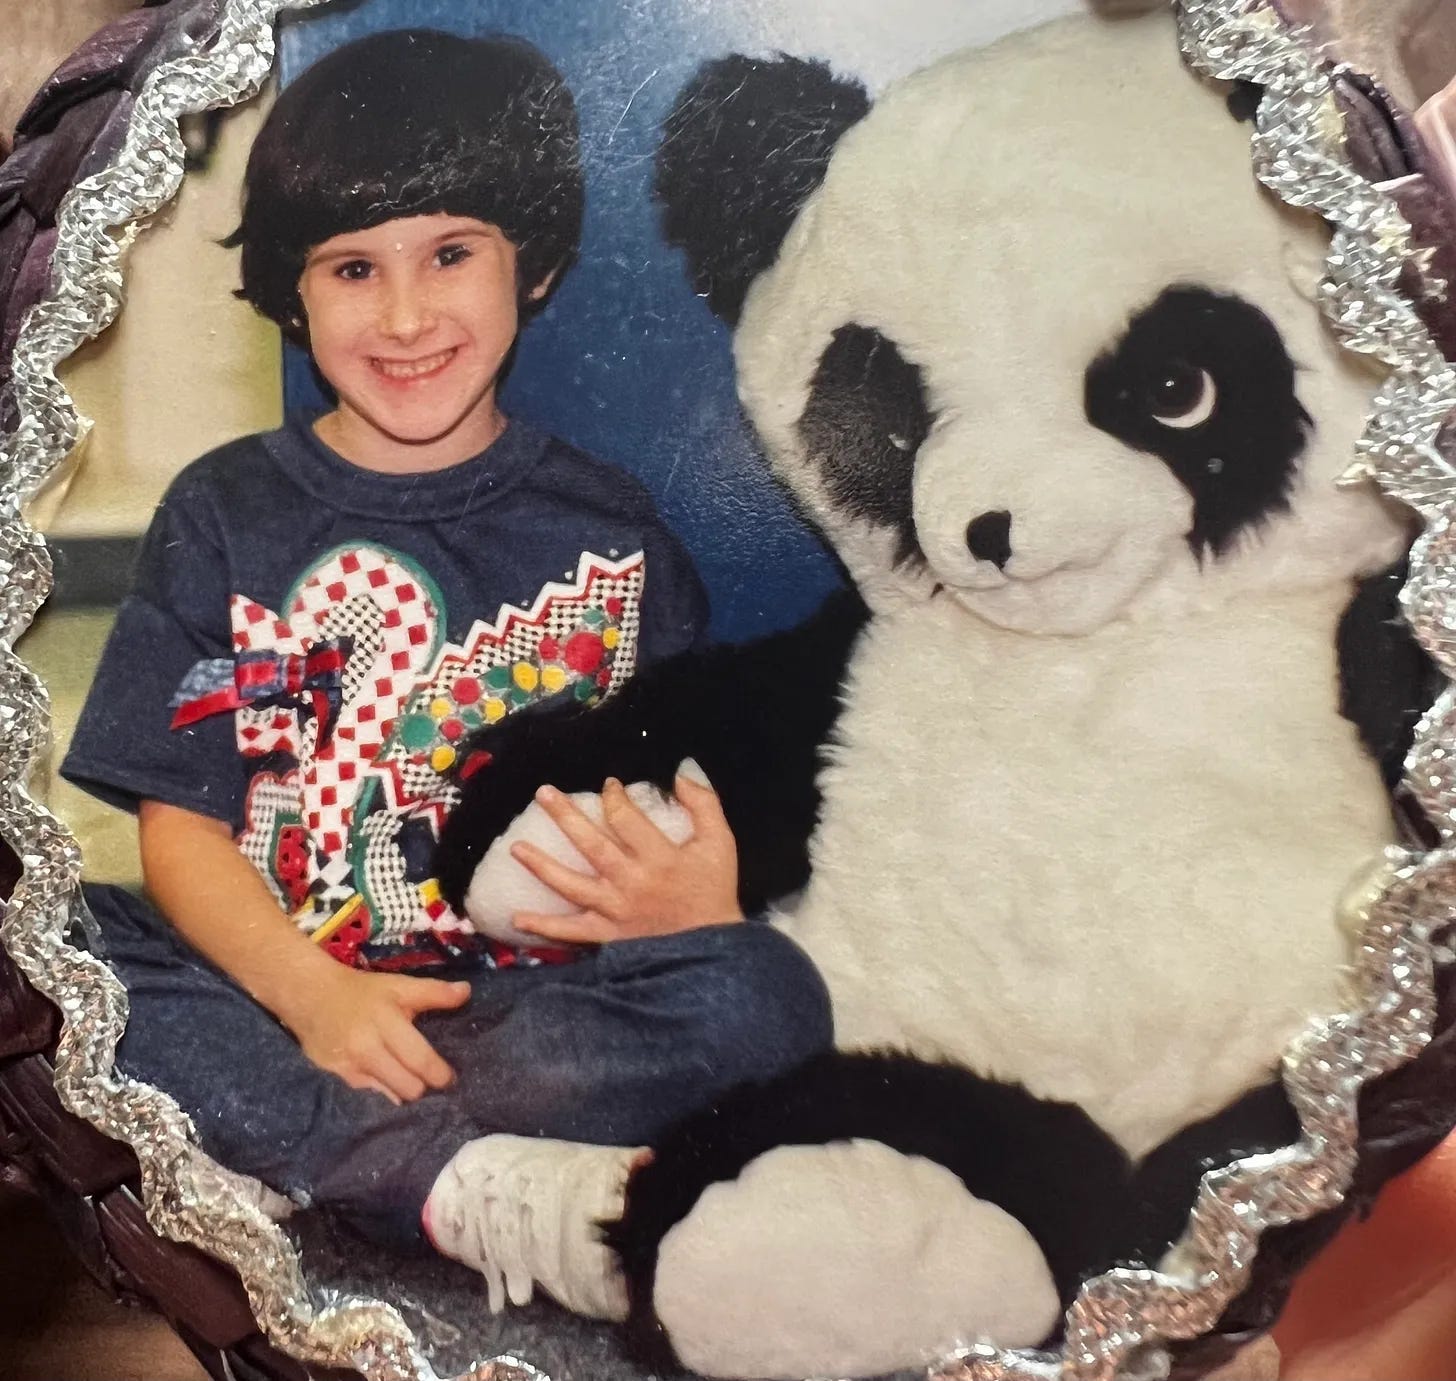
[651,1138,1060,1379]
[610,1051,1134,1380]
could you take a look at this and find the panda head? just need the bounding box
[656,12,1410,634]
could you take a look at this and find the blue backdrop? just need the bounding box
[278,0,1077,640]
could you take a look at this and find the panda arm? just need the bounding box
[434,588,868,914]
[1337,558,1444,794]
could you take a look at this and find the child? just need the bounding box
[61,29,831,1321]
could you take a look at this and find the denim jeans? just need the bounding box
[87,883,832,1246]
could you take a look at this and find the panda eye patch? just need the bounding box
[798,323,932,568]
[1084,284,1310,557]
[1147,362,1216,429]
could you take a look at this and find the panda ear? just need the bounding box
[654,53,871,325]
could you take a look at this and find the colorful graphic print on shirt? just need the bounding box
[172,544,645,967]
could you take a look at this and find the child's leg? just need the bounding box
[86,884,474,1248]
[419,920,832,1147]
[416,920,831,1316]
[94,887,830,1319]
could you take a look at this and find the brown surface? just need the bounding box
[1274,1133,1456,1379]
[0,1184,204,1381]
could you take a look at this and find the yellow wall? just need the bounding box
[32,94,283,538]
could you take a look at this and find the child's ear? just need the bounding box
[526,266,561,302]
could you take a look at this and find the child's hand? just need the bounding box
[285,966,470,1104]
[509,772,744,944]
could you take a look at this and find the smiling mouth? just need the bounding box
[371,347,458,381]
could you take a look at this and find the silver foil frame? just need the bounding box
[1,2,1452,1380]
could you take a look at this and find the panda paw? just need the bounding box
[459,776,698,945]
[646,1139,1060,1380]
[433,702,612,912]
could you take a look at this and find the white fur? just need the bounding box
[781,589,1391,1156]
[648,12,1408,1375]
[654,1140,1058,1379]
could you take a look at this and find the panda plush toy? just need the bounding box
[436,10,1452,1379]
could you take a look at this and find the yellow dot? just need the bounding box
[429,697,452,719]
[484,697,507,723]
[541,666,568,693]
[602,627,620,650]
[512,663,540,692]
[418,878,441,905]
[431,745,457,772]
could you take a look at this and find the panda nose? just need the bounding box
[966,510,1013,571]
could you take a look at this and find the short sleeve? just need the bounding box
[638,519,711,665]
[61,485,246,825]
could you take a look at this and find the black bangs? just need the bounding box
[226,29,583,339]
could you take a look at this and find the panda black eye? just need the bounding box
[1145,361,1217,430]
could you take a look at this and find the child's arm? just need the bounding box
[139,801,468,1104]
[506,772,744,944]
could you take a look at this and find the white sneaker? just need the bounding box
[423,1134,639,1320]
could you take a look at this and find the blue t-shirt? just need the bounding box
[63,415,708,969]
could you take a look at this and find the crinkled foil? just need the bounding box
[1,2,1453,1381]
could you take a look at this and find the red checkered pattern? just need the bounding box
[288,549,441,901]
[234,769,303,912]
[228,548,441,917]
[235,706,303,759]
[230,597,310,757]
[231,598,299,653]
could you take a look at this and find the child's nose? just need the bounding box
[381,277,434,341]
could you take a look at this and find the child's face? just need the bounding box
[299,213,535,469]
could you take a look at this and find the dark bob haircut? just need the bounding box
[225,29,583,345]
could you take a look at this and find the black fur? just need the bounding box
[653,55,871,325]
[433,588,868,915]
[1123,1081,1301,1268]
[609,1053,1307,1371]
[605,1050,1136,1371]
[797,325,932,566]
[1337,557,1442,792]
[1084,285,1310,557]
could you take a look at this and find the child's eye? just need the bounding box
[437,244,472,268]
[335,259,373,281]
